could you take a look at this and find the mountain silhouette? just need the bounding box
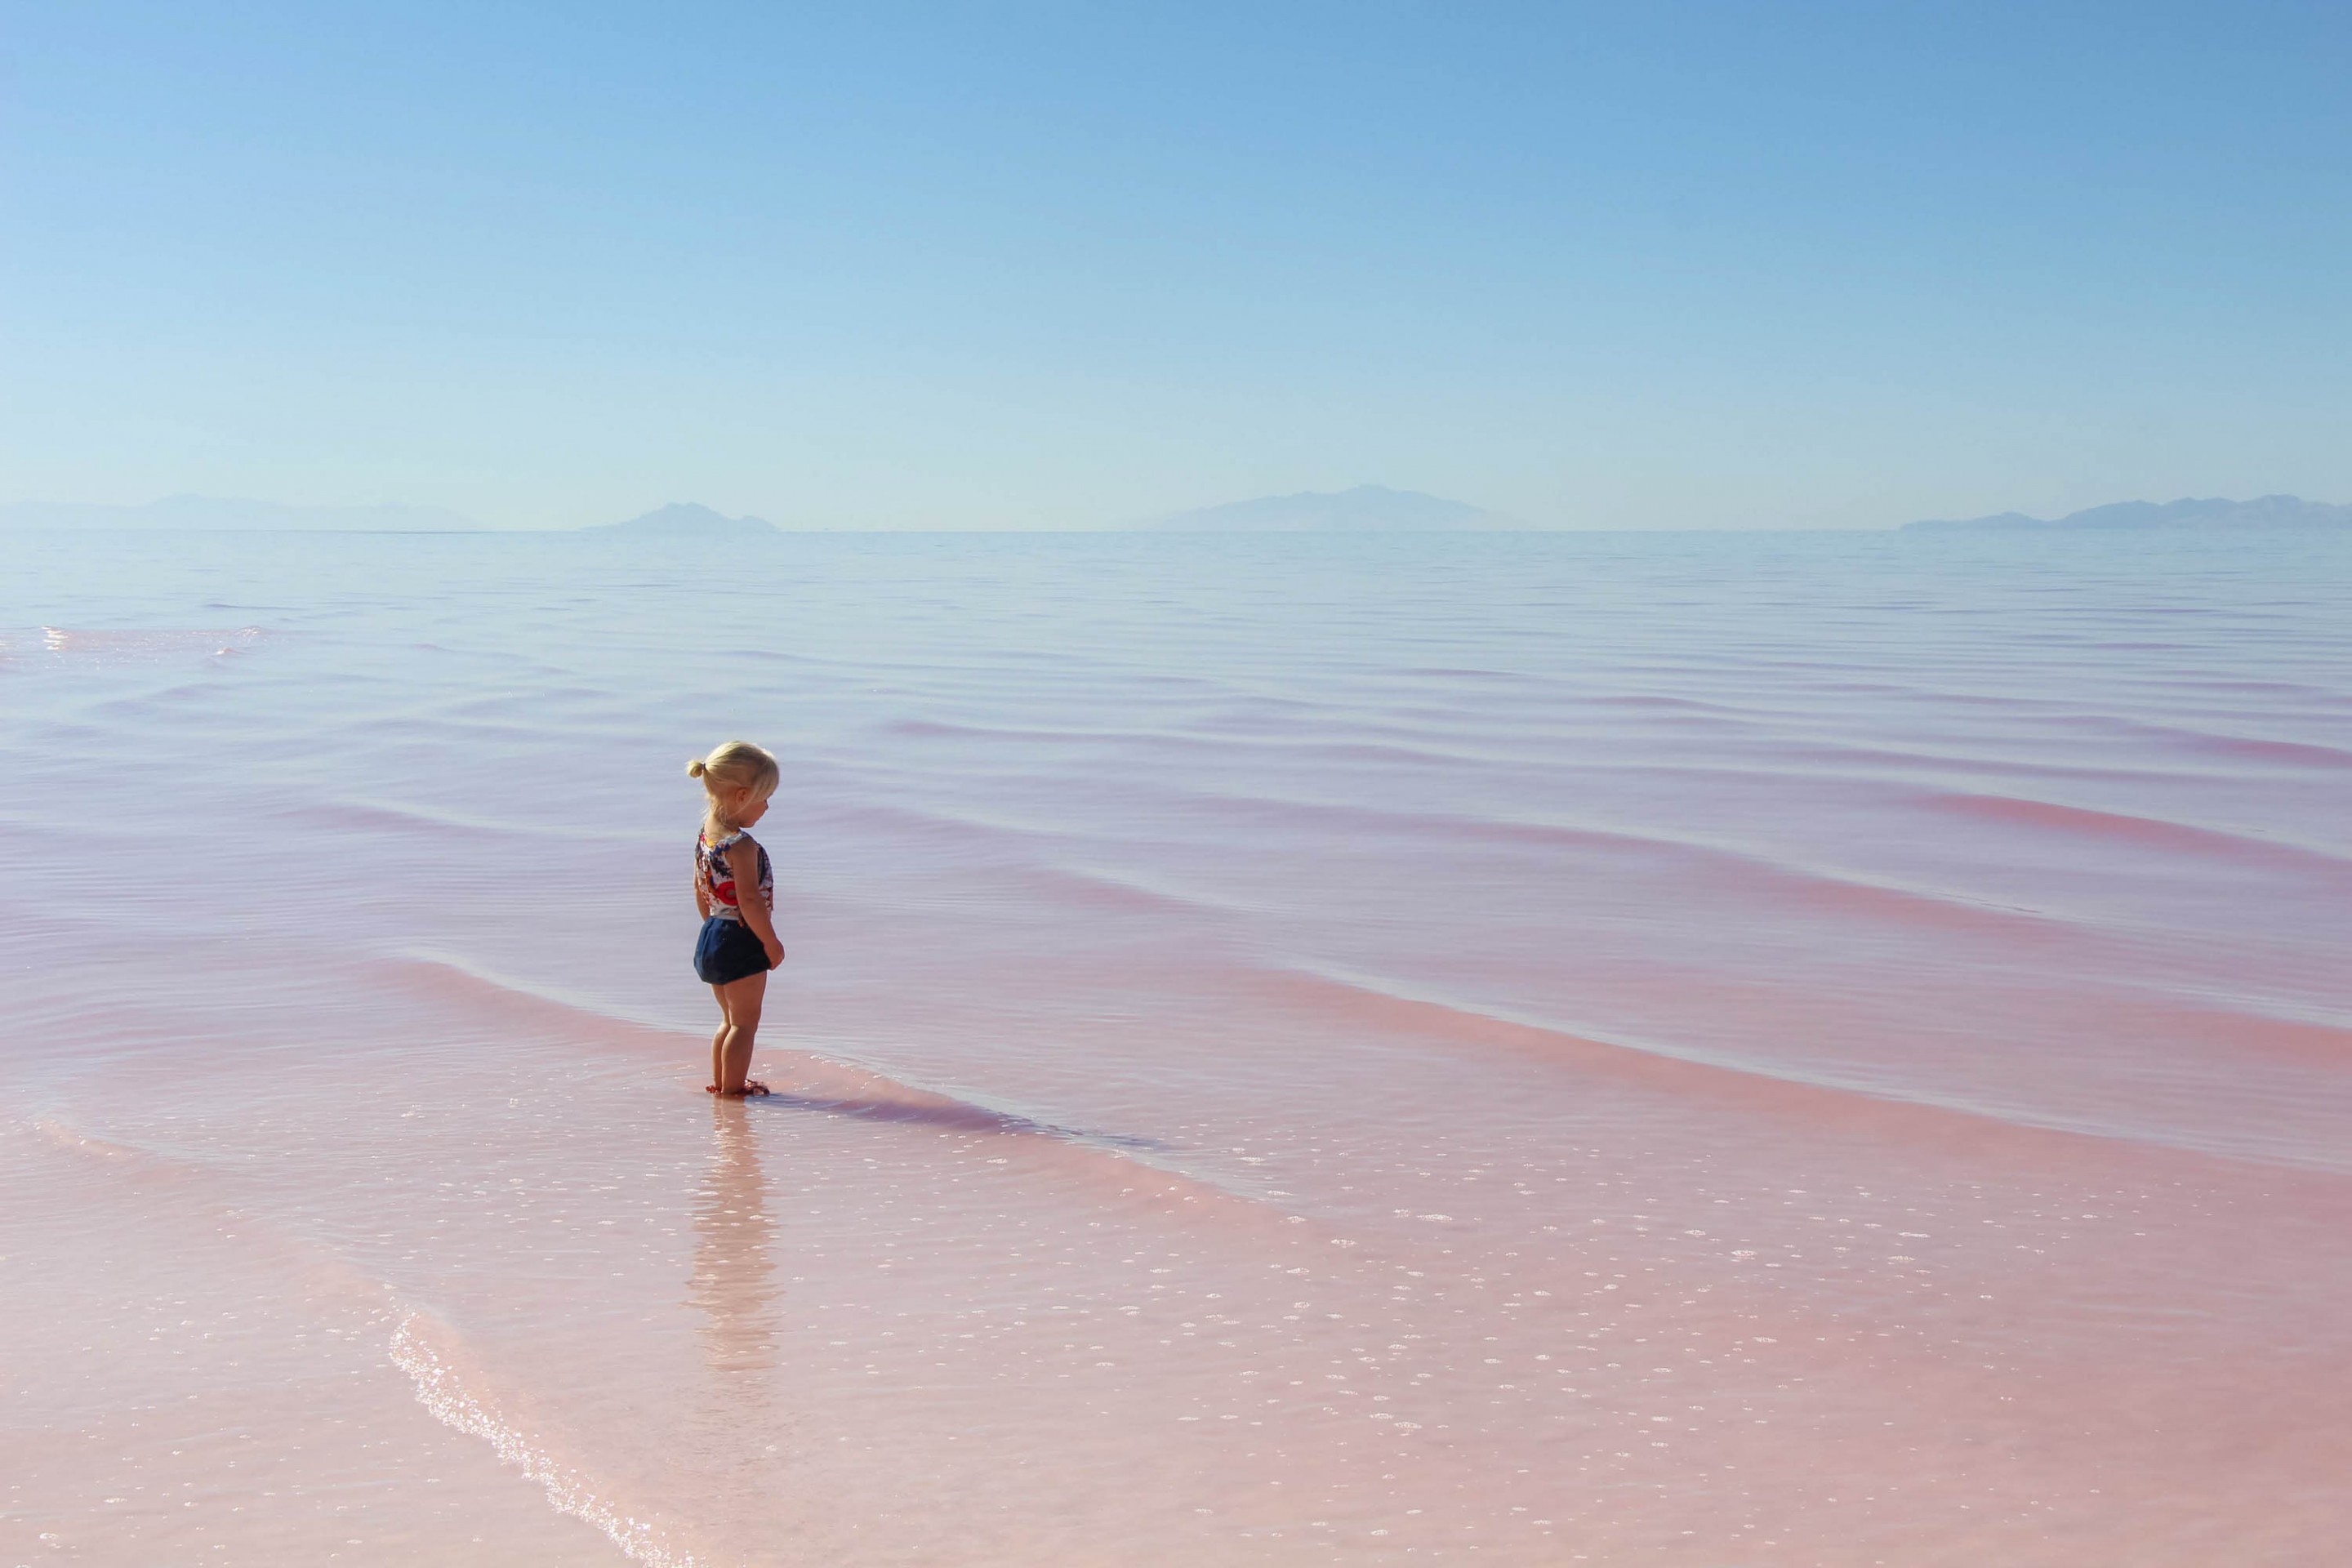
[583,502,779,536]
[1907,495,2350,531]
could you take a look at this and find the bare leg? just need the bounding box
[708,984,731,1092]
[714,971,770,1097]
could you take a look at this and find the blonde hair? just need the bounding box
[687,740,779,841]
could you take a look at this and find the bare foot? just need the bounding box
[744,1079,772,1097]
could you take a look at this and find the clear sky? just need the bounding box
[3,1,2346,529]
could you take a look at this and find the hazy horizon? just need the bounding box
[4,2,2347,530]
[7,484,2350,537]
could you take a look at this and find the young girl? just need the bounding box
[688,742,784,1098]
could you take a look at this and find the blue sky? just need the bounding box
[3,1,2345,528]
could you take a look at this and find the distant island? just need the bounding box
[1906,495,2351,532]
[581,502,779,537]
[1141,484,1529,532]
[0,495,483,532]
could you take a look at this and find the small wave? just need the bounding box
[1248,963,2339,1169]
[32,1116,145,1163]
[874,717,1503,771]
[1012,862,1252,920]
[25,1118,399,1290]
[2163,677,2351,701]
[390,1312,706,1568]
[375,949,694,1040]
[1163,791,2073,937]
[1579,693,1753,714]
[369,952,1281,1219]
[880,717,1103,743]
[803,798,1094,849]
[292,798,666,844]
[1396,666,1550,685]
[2065,714,2352,773]
[1927,792,2352,870]
[29,1111,716,1564]
[25,626,266,661]
[2158,730,2352,771]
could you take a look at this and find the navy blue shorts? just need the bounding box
[695,915,772,986]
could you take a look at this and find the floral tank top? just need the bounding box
[697,829,773,922]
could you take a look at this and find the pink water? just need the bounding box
[4,530,2348,1565]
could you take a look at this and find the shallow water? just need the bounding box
[3,528,2348,1565]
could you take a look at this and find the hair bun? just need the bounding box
[686,758,707,777]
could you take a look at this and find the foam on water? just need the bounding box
[390,1313,707,1568]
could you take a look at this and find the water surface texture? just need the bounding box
[4,530,2348,1565]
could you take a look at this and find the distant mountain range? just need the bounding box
[581,502,779,536]
[14,489,2337,537]
[1906,495,2351,532]
[1141,484,1527,532]
[0,495,483,531]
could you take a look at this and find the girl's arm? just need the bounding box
[693,844,712,919]
[724,838,784,967]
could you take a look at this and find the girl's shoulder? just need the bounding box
[700,828,746,852]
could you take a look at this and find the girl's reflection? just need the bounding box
[688,1100,779,1372]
